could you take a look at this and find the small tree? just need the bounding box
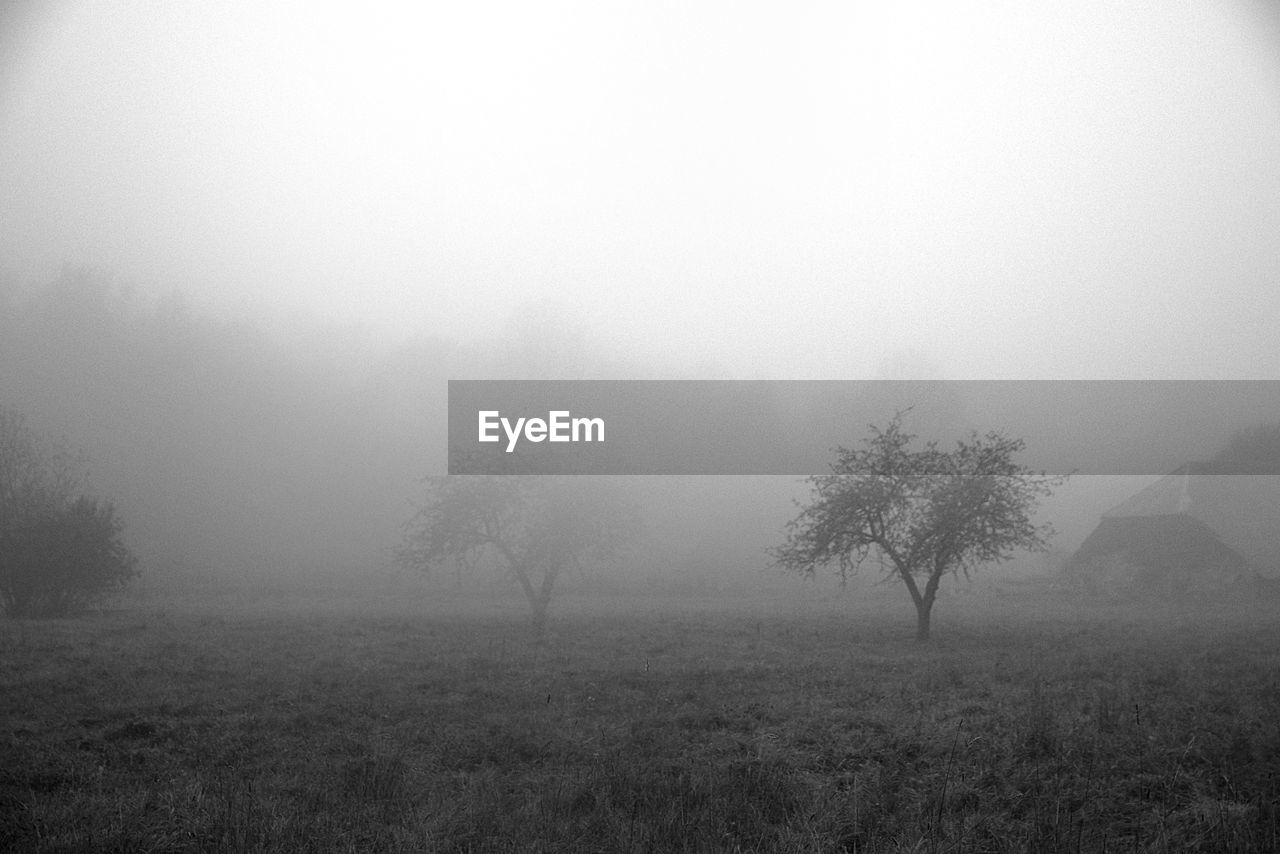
[397,475,637,635]
[0,405,138,617]
[772,413,1062,641]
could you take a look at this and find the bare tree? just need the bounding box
[397,475,638,635]
[772,413,1062,641]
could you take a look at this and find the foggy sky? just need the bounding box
[3,3,1280,589]
[4,1,1280,379]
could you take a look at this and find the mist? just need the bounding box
[0,265,1259,600]
[5,5,1280,846]
[4,1,1280,381]
[3,5,1278,593]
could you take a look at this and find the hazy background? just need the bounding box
[2,1,1278,592]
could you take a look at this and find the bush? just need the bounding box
[0,405,137,617]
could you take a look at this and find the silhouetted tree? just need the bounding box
[0,404,137,617]
[772,413,1062,641]
[397,476,637,635]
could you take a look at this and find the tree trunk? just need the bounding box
[530,597,549,639]
[505,557,549,638]
[895,562,934,642]
[915,599,932,642]
[528,560,562,640]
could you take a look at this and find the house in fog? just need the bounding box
[1064,461,1280,597]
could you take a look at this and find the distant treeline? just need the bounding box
[0,267,458,583]
[0,267,785,590]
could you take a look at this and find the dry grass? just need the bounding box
[1,585,1278,852]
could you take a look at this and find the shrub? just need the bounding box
[0,404,137,617]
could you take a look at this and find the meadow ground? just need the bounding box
[2,582,1278,852]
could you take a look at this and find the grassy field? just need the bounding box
[2,584,1278,852]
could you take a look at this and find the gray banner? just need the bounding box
[447,380,1280,475]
